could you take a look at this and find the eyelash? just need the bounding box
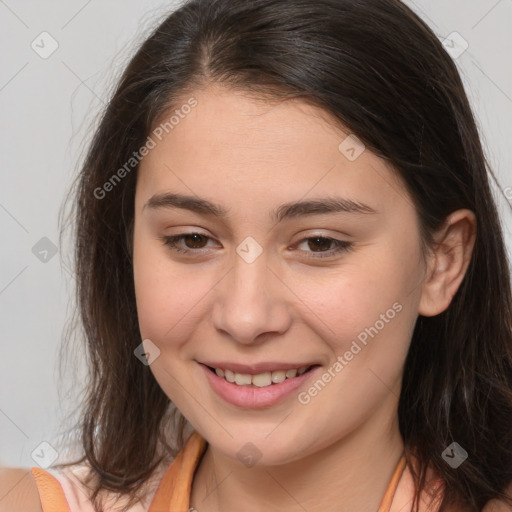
[160,233,354,259]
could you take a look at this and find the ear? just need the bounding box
[418,209,477,317]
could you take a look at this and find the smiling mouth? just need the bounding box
[206,364,319,388]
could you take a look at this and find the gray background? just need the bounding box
[1,0,511,468]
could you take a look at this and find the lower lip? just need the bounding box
[200,363,320,409]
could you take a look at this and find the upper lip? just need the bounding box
[200,361,318,375]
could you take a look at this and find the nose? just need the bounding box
[211,250,292,345]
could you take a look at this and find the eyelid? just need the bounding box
[160,231,353,259]
[160,232,219,253]
[292,236,354,259]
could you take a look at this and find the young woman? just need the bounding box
[2,0,511,511]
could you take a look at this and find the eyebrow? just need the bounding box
[142,192,377,222]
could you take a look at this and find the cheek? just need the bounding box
[292,279,404,364]
[133,239,218,348]
[133,237,186,341]
[287,242,421,361]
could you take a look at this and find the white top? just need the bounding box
[42,462,169,511]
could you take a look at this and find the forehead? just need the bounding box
[153,86,343,160]
[135,85,408,215]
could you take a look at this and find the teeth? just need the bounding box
[252,372,272,387]
[213,365,311,387]
[235,373,252,386]
[285,368,297,378]
[271,370,286,384]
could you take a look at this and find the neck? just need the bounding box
[190,396,405,512]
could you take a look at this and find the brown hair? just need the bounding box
[55,0,512,510]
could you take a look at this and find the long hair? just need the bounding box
[55,0,512,510]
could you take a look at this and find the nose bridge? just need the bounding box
[212,243,291,344]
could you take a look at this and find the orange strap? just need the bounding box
[149,430,207,512]
[378,454,407,512]
[30,467,71,512]
[149,432,405,512]
[31,436,404,512]
[29,433,206,512]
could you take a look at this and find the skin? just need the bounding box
[132,83,476,512]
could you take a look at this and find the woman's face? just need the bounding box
[132,84,428,465]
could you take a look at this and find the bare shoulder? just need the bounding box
[0,467,43,512]
[482,481,512,512]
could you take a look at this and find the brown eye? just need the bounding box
[183,233,208,248]
[307,237,333,252]
[161,232,215,255]
[295,236,354,260]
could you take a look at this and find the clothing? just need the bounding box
[31,431,408,512]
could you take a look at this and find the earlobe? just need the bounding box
[418,209,477,317]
